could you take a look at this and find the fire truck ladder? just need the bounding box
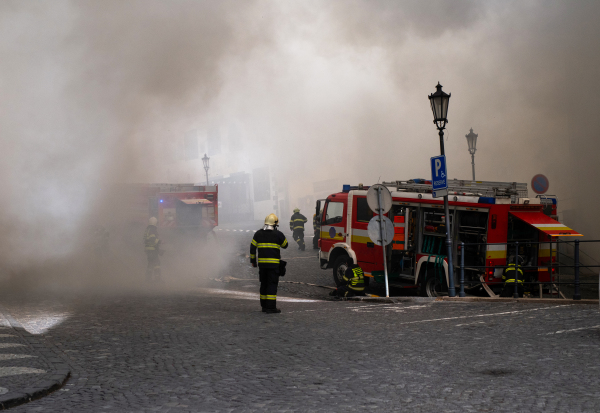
[381,179,528,200]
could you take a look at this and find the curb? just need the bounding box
[346,296,599,305]
[0,306,71,410]
[438,296,599,305]
[347,296,437,303]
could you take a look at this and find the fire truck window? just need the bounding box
[356,198,375,223]
[324,202,344,225]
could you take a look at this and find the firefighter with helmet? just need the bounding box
[144,217,161,281]
[330,258,365,298]
[289,208,308,251]
[500,255,524,297]
[250,213,288,313]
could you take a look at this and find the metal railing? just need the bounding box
[457,239,600,300]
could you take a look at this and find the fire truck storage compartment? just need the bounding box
[420,208,454,255]
[389,205,415,277]
[457,210,488,267]
[507,214,538,267]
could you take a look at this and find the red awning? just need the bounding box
[509,211,582,237]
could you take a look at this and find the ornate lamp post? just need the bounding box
[428,82,456,297]
[202,153,210,186]
[465,128,478,181]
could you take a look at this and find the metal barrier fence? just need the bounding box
[457,239,600,300]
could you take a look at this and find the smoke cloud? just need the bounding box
[1,0,600,286]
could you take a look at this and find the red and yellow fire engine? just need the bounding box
[123,183,218,237]
[316,179,581,297]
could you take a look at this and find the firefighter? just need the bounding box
[250,213,288,313]
[312,213,320,249]
[289,208,308,251]
[144,217,161,281]
[329,259,365,298]
[500,256,524,297]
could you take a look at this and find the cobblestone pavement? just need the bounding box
[0,226,599,412]
[0,306,70,409]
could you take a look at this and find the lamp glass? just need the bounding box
[466,131,477,154]
[428,83,450,129]
[202,153,210,169]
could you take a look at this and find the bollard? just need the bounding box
[573,239,581,300]
[513,241,520,299]
[459,242,466,297]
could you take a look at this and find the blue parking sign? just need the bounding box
[430,155,448,191]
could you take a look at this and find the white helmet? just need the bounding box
[149,217,158,226]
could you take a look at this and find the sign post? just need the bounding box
[430,154,456,297]
[366,184,393,297]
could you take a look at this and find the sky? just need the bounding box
[1,0,599,275]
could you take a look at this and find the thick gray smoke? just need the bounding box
[1,0,599,286]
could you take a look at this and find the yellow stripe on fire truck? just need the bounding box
[321,225,345,241]
[538,243,556,258]
[486,244,506,259]
[350,229,371,244]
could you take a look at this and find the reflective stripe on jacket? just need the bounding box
[144,225,160,251]
[343,265,365,291]
[250,229,288,269]
[502,264,523,283]
[290,213,308,231]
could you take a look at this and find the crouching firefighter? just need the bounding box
[290,208,308,251]
[250,213,288,313]
[330,260,365,298]
[144,217,162,281]
[500,257,524,297]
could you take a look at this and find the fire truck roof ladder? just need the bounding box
[381,179,528,199]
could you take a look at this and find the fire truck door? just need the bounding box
[320,200,346,255]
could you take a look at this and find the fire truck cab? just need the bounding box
[317,179,581,297]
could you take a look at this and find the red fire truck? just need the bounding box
[123,183,218,237]
[317,179,582,297]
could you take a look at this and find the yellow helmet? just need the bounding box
[264,213,279,226]
[293,208,300,213]
[149,217,158,226]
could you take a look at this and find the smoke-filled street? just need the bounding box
[0,227,599,411]
[3,0,600,411]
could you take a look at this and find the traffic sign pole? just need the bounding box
[377,186,390,298]
[437,130,456,297]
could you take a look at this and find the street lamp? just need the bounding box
[465,128,478,181]
[202,153,210,186]
[428,82,456,297]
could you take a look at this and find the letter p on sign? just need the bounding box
[435,159,442,176]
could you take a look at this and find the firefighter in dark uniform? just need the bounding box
[290,208,308,251]
[250,213,288,313]
[144,217,161,281]
[313,213,320,249]
[329,260,365,298]
[500,256,524,297]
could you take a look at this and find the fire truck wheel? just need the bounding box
[332,255,351,287]
[420,272,444,298]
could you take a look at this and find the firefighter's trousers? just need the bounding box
[499,281,524,297]
[146,250,161,280]
[293,229,305,250]
[259,268,280,310]
[313,230,319,249]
